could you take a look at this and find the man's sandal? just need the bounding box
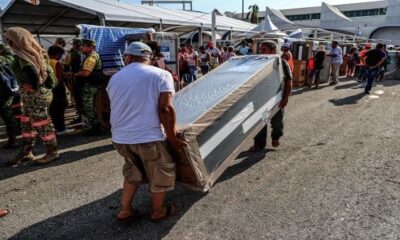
[116,210,139,223]
[0,208,10,218]
[151,204,177,223]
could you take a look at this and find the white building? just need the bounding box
[227,0,400,44]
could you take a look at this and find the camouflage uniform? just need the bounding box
[19,88,55,145]
[11,56,57,146]
[80,51,102,127]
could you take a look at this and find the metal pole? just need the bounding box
[159,19,163,31]
[212,10,217,47]
[199,23,203,47]
[99,16,106,26]
[242,0,244,20]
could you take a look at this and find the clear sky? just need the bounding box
[125,0,380,13]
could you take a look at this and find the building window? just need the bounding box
[342,8,387,18]
[285,13,319,21]
[311,13,321,19]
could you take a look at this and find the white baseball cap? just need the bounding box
[124,42,152,58]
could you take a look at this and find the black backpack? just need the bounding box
[0,64,19,99]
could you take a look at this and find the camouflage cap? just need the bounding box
[82,39,96,46]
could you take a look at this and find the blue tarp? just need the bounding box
[78,24,155,71]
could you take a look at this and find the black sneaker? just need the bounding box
[364,90,370,94]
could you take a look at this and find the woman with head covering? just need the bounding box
[3,27,59,166]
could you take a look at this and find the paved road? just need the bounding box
[1,80,400,240]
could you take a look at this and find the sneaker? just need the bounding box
[364,90,370,94]
[56,128,75,135]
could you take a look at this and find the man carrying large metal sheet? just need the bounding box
[250,40,292,151]
[107,42,185,222]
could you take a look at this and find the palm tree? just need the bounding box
[247,4,259,24]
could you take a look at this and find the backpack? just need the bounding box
[0,64,19,98]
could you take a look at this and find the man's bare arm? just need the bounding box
[158,92,186,150]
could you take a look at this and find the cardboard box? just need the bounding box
[293,60,306,87]
[173,55,284,191]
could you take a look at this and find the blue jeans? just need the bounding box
[365,67,379,92]
[187,66,197,83]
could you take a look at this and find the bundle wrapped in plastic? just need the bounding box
[173,55,284,191]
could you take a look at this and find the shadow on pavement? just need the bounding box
[333,81,360,90]
[216,148,274,184]
[328,92,366,106]
[10,187,206,240]
[291,85,331,96]
[6,148,276,239]
[0,135,114,181]
[381,79,400,87]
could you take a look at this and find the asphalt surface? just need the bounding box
[1,79,400,240]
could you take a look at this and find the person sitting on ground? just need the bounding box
[107,42,186,223]
[250,40,292,151]
[48,45,74,135]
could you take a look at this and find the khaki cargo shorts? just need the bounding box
[114,141,176,193]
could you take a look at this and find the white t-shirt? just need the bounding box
[107,62,175,144]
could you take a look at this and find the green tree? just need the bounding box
[247,4,259,23]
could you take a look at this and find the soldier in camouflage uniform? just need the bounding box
[73,39,104,136]
[0,44,21,149]
[4,27,59,166]
[64,39,84,124]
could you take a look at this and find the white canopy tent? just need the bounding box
[0,0,256,36]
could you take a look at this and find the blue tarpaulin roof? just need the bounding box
[79,24,155,70]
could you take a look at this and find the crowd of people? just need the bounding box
[0,27,109,167]
[307,41,389,94]
[0,26,393,221]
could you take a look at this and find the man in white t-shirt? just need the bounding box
[107,42,185,223]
